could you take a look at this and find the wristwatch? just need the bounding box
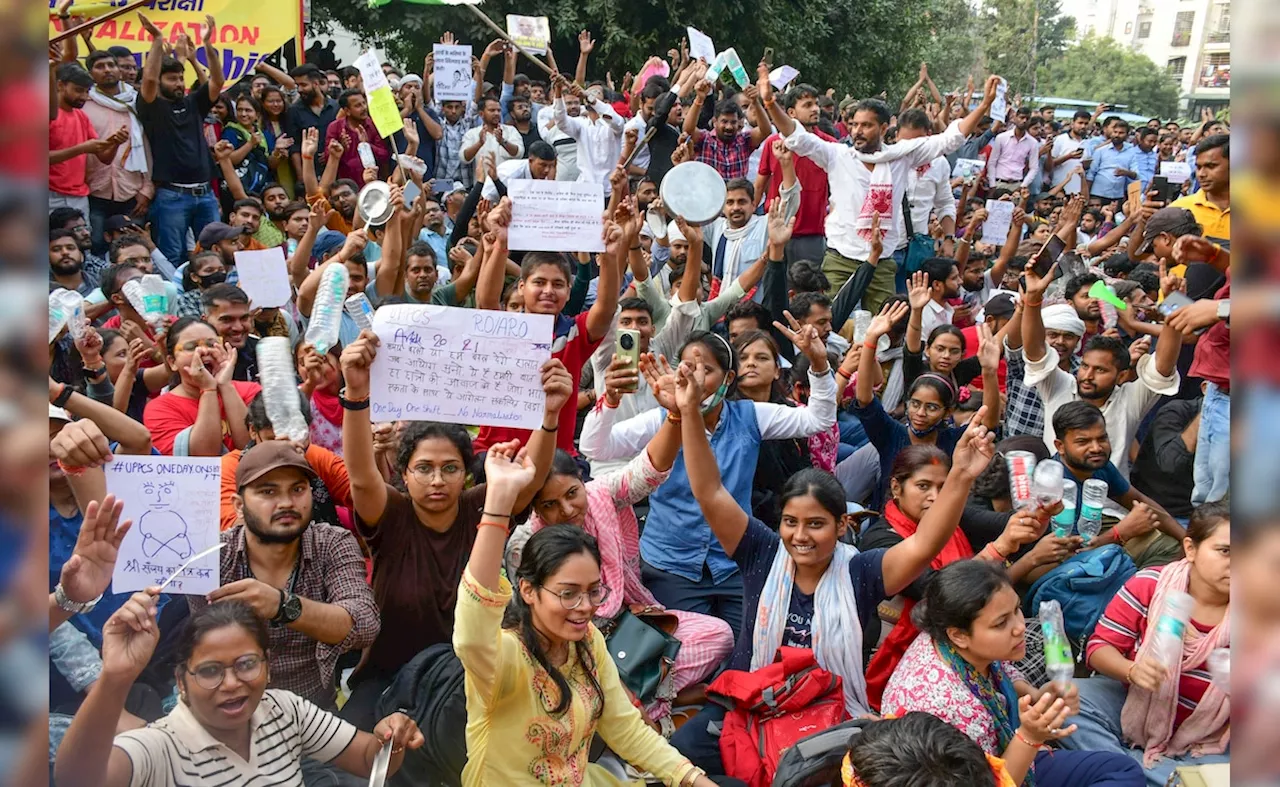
[54,582,102,614]
[1216,300,1230,322]
[273,590,303,625]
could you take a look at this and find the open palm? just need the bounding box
[639,353,680,412]
[62,495,132,603]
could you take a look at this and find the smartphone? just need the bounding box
[1031,235,1067,278]
[615,329,641,392]
[762,47,774,69]
[1151,175,1177,204]
[1158,291,1195,318]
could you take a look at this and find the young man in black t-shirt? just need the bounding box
[134,13,223,268]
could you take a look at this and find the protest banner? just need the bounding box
[433,43,474,103]
[990,77,1008,121]
[48,0,304,88]
[354,49,404,138]
[507,179,606,253]
[1160,160,1191,185]
[686,26,715,63]
[108,456,222,596]
[505,14,549,55]
[233,247,291,309]
[368,304,554,429]
[981,199,1015,245]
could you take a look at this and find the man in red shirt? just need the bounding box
[49,63,128,220]
[755,83,830,264]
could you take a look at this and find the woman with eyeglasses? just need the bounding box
[457,442,720,786]
[55,598,425,787]
[853,302,1003,510]
[142,317,258,456]
[337,331,570,730]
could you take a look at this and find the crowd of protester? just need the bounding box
[46,15,1231,787]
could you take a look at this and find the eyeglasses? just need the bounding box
[407,463,464,482]
[178,338,220,352]
[906,399,945,416]
[538,584,610,610]
[186,653,265,690]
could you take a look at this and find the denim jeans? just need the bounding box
[1191,382,1229,506]
[1059,676,1229,786]
[1237,384,1280,520]
[150,186,220,266]
[640,560,743,636]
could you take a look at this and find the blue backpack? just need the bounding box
[1023,545,1136,646]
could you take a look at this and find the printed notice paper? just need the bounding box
[369,304,554,429]
[508,179,606,253]
[109,456,222,596]
[234,248,292,309]
[506,15,550,55]
[687,26,715,63]
[1160,160,1191,185]
[981,199,1015,246]
[433,44,474,103]
[990,78,1008,122]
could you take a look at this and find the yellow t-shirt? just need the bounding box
[453,568,700,787]
[1170,190,1230,245]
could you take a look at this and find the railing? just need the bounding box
[1171,31,1191,46]
[1206,30,1230,43]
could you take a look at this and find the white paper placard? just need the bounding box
[1160,160,1191,185]
[990,77,1008,122]
[769,65,799,90]
[981,199,1015,245]
[433,44,474,103]
[506,14,550,55]
[953,158,985,181]
[353,50,389,94]
[507,179,606,253]
[369,303,554,428]
[109,456,222,596]
[687,26,715,63]
[233,247,292,309]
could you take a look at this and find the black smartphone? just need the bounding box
[1031,235,1067,278]
[1158,291,1195,318]
[1151,175,1177,204]
[762,47,774,69]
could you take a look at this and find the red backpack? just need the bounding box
[707,647,850,787]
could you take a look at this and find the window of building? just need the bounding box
[1171,11,1195,46]
[1199,52,1230,87]
[1138,21,1152,38]
[1168,57,1187,81]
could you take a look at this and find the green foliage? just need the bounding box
[1037,34,1180,118]
[916,0,984,94]
[977,0,1074,97]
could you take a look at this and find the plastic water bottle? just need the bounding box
[257,337,310,442]
[305,263,350,355]
[1006,451,1038,511]
[48,288,85,343]
[1039,599,1074,689]
[1053,478,1078,538]
[1208,648,1229,694]
[358,142,377,170]
[344,293,375,333]
[1148,590,1194,670]
[286,238,299,258]
[1076,479,1107,544]
[852,310,874,345]
[1033,459,1065,511]
[121,274,169,329]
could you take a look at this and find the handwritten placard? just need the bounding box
[506,15,550,55]
[990,78,1008,122]
[1160,160,1191,185]
[508,179,606,253]
[687,26,716,63]
[234,247,292,309]
[369,304,554,429]
[981,199,1015,245]
[353,50,389,94]
[108,457,221,596]
[433,44,474,103]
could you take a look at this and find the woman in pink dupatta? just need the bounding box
[1067,503,1231,785]
[507,445,734,731]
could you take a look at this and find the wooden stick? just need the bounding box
[463,4,553,76]
[49,0,153,45]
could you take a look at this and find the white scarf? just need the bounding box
[714,215,764,285]
[878,344,906,413]
[88,84,147,174]
[751,540,868,716]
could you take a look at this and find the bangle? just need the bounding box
[302,153,314,160]
[478,520,509,534]
[52,383,74,408]
[863,339,878,350]
[1024,295,1043,307]
[1125,662,1137,685]
[1014,729,1041,749]
[540,424,558,433]
[1113,525,1127,546]
[666,412,682,425]
[481,511,511,519]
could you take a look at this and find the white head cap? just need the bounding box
[1041,303,1086,336]
[667,221,686,244]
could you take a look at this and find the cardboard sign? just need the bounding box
[505,15,550,55]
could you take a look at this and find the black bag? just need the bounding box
[601,607,682,706]
[769,718,870,787]
[374,643,468,787]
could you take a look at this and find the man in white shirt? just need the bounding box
[480,140,558,201]
[986,107,1041,192]
[894,108,956,290]
[538,99,580,182]
[705,178,770,294]
[1048,110,1091,195]
[758,66,1000,316]
[915,257,961,339]
[459,96,523,173]
[551,72,624,193]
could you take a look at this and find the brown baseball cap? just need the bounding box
[235,442,317,490]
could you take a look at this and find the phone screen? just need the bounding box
[1032,235,1066,277]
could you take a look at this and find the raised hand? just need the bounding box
[907,270,932,311]
[976,322,1001,371]
[101,588,162,681]
[639,352,680,412]
[60,493,133,605]
[994,509,1048,558]
[766,196,795,249]
[541,359,573,415]
[771,138,793,169]
[603,354,639,406]
[483,39,505,59]
[1023,260,1057,299]
[484,439,536,492]
[214,343,238,386]
[578,29,595,53]
[301,126,319,158]
[327,137,345,160]
[867,300,911,340]
[137,12,162,39]
[188,347,218,391]
[675,347,709,413]
[339,330,381,397]
[695,79,712,100]
[774,310,828,370]
[951,407,996,480]
[869,213,884,260]
[602,219,626,257]
[674,215,703,247]
[202,14,216,46]
[440,31,456,46]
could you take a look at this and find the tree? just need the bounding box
[916,0,984,96]
[1037,35,1180,118]
[978,0,1074,97]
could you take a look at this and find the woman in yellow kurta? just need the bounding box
[455,437,718,787]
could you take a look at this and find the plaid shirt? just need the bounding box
[1003,340,1080,438]
[189,522,379,707]
[175,289,203,318]
[696,130,755,181]
[434,101,478,189]
[83,251,109,286]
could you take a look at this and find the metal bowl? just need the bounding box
[660,161,726,224]
[357,181,396,226]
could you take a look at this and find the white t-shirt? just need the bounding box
[1049,133,1086,194]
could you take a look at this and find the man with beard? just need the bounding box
[461,96,523,174]
[1048,401,1185,561]
[704,178,771,295]
[508,94,542,156]
[1086,118,1137,203]
[402,242,441,304]
[194,223,249,287]
[1063,272,1104,349]
[286,64,339,178]
[1049,110,1091,196]
[50,229,94,296]
[253,184,290,248]
[895,109,957,292]
[684,78,769,181]
[225,199,271,252]
[755,82,830,263]
[201,284,259,382]
[106,46,138,86]
[50,206,109,283]
[415,197,449,268]
[1023,258,1184,481]
[325,90,390,184]
[481,140,558,202]
[193,441,379,714]
[136,12,223,267]
[985,106,1041,193]
[81,50,154,253]
[50,63,128,220]
[761,67,1000,315]
[913,257,963,338]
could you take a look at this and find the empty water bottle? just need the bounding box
[852,310,874,345]
[1033,460,1065,510]
[1076,479,1107,544]
[48,288,85,343]
[358,142,378,170]
[1053,478,1078,538]
[1039,600,1074,689]
[344,293,375,333]
[1149,590,1194,671]
[286,237,299,257]
[122,274,169,329]
[305,263,350,355]
[1006,451,1038,511]
[257,337,310,442]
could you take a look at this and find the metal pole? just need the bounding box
[50,0,153,45]
[463,4,553,75]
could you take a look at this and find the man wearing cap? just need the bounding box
[393,74,442,182]
[1003,301,1081,438]
[192,222,249,288]
[193,441,378,710]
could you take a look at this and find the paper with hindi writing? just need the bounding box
[1160,160,1191,185]
[981,199,1015,245]
[687,26,715,63]
[234,247,292,309]
[990,77,1008,122]
[433,44,474,103]
[506,15,550,55]
[369,304,554,429]
[108,456,222,596]
[507,179,606,253]
[353,50,390,94]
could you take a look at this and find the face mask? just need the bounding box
[198,270,228,289]
[699,379,730,415]
[908,419,944,439]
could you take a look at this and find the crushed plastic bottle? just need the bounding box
[1006,451,1038,511]
[1076,479,1107,544]
[122,274,169,330]
[48,288,86,343]
[1033,459,1065,511]
[304,263,350,355]
[1149,590,1194,671]
[257,336,310,442]
[1039,599,1075,689]
[344,293,375,334]
[1053,478,1078,538]
[852,310,874,345]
